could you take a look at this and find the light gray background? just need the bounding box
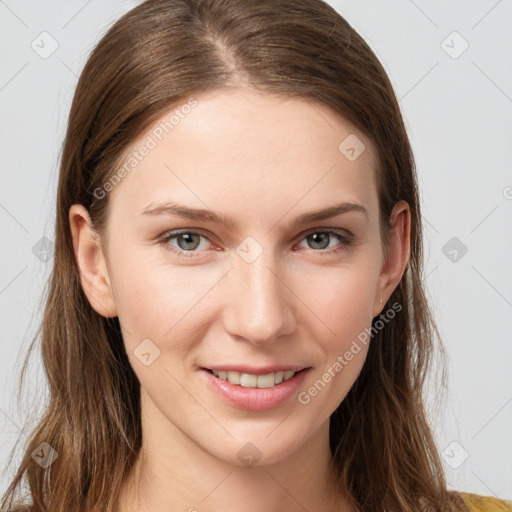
[1,0,511,502]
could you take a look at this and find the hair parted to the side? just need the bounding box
[1,0,467,511]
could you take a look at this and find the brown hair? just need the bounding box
[2,0,464,510]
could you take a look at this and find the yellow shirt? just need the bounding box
[460,492,512,511]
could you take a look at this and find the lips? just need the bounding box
[200,366,311,410]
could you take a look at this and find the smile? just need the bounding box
[200,367,311,411]
[208,369,299,388]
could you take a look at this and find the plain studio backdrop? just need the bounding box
[0,0,511,501]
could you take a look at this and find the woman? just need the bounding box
[2,0,511,511]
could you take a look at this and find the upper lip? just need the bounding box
[202,365,310,375]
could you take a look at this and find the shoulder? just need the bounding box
[458,491,512,512]
[1,505,33,512]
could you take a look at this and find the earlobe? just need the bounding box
[373,200,411,317]
[69,204,117,318]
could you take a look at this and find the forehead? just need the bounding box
[107,88,378,222]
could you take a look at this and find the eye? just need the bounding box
[157,228,354,257]
[158,230,213,257]
[295,229,354,254]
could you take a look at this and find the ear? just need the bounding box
[69,204,117,318]
[372,200,411,318]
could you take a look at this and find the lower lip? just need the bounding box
[200,368,311,411]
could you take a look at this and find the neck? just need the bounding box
[113,390,354,512]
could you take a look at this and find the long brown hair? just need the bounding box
[2,0,463,510]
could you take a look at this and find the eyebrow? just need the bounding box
[141,200,369,229]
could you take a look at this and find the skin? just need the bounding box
[70,88,410,512]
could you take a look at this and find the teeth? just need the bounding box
[283,370,295,380]
[227,371,240,385]
[210,369,299,388]
[240,373,258,387]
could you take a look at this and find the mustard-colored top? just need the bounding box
[460,492,512,511]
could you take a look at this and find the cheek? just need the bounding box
[291,258,378,401]
[292,258,379,339]
[297,276,374,413]
[107,248,217,352]
[106,248,173,343]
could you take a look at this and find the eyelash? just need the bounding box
[157,229,354,258]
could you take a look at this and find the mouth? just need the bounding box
[202,367,309,389]
[200,366,312,411]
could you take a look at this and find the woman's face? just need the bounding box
[73,88,409,467]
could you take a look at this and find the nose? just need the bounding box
[222,250,296,347]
